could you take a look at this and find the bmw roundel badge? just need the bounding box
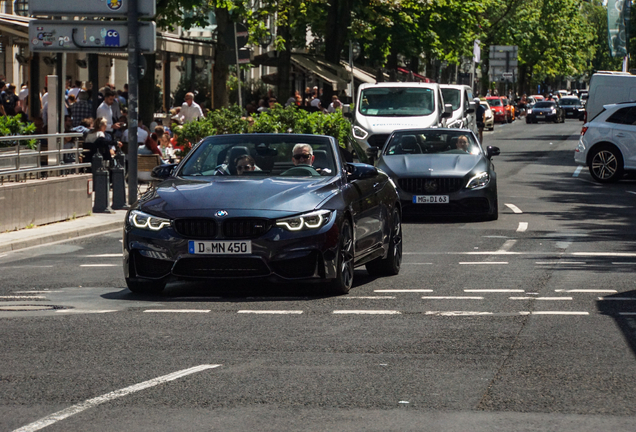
[215,210,229,218]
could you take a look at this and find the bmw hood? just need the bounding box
[138,177,339,218]
[379,154,486,177]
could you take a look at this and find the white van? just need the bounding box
[586,72,636,121]
[439,84,477,135]
[344,82,452,155]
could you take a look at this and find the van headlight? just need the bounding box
[466,172,490,190]
[129,210,171,231]
[276,210,332,231]
[352,126,369,140]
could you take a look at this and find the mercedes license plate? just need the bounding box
[413,195,449,204]
[536,115,545,119]
[189,240,252,255]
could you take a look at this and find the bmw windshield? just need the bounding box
[179,135,338,178]
[359,87,435,117]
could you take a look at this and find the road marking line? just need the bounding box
[597,297,636,301]
[12,364,221,432]
[627,191,636,195]
[144,309,211,313]
[535,261,586,265]
[237,310,303,314]
[56,310,117,314]
[504,203,523,214]
[79,264,118,267]
[465,289,524,292]
[1,265,54,269]
[333,310,401,315]
[612,262,636,265]
[531,311,589,315]
[85,254,122,257]
[403,263,433,265]
[0,295,47,299]
[343,296,396,299]
[459,262,508,265]
[619,312,636,315]
[573,166,584,177]
[422,296,484,300]
[498,239,517,252]
[571,252,636,257]
[509,297,573,300]
[0,254,7,258]
[555,289,617,293]
[13,291,63,294]
[426,311,493,316]
[517,222,528,232]
[374,289,433,293]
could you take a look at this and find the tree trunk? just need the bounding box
[139,53,156,128]
[213,7,230,109]
[324,0,353,64]
[276,25,292,102]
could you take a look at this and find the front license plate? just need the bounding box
[413,195,449,204]
[188,240,252,255]
[536,115,545,119]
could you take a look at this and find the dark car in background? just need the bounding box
[526,101,565,123]
[374,128,500,220]
[559,96,585,120]
[124,134,402,295]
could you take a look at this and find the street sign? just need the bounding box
[219,23,249,50]
[30,0,156,17]
[502,72,514,78]
[489,59,518,68]
[29,20,156,53]
[224,49,251,65]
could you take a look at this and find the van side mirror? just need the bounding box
[342,104,351,114]
[444,103,453,114]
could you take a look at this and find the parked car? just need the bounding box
[440,84,478,135]
[344,82,452,157]
[480,101,495,131]
[374,128,500,220]
[485,97,508,123]
[526,101,565,123]
[531,95,545,102]
[124,133,403,294]
[559,96,585,120]
[574,101,636,183]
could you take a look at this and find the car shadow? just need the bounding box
[596,291,636,359]
[102,270,375,302]
[495,134,581,141]
[402,213,491,224]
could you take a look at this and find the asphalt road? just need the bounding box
[2,119,636,431]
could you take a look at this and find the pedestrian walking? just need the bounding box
[177,92,204,123]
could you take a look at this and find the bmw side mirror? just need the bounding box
[486,146,501,159]
[347,163,378,181]
[152,163,178,180]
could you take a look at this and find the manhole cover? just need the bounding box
[0,305,64,311]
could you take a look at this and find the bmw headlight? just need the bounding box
[352,126,369,140]
[129,210,171,231]
[466,172,490,190]
[276,210,332,231]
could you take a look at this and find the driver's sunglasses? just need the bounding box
[293,154,312,161]
[237,164,253,172]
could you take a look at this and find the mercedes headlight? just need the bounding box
[352,126,369,140]
[276,210,332,231]
[466,172,490,190]
[129,210,171,231]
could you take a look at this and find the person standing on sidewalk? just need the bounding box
[474,97,485,144]
[96,88,123,139]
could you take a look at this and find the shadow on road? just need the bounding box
[597,291,636,359]
[495,133,581,142]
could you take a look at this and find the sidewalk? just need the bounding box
[0,210,127,253]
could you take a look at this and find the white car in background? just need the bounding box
[480,101,494,131]
[575,101,636,183]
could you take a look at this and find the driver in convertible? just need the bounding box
[292,143,314,166]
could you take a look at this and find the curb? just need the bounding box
[0,220,124,254]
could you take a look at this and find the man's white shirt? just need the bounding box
[180,101,204,123]
[96,102,115,132]
[122,127,149,144]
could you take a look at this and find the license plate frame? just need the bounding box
[412,195,449,204]
[188,240,252,255]
[536,115,545,119]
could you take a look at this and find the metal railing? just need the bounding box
[0,132,91,183]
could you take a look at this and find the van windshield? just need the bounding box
[441,88,461,111]
[359,87,435,117]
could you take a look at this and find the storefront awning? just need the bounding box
[0,12,29,43]
[291,54,348,91]
[340,61,376,84]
